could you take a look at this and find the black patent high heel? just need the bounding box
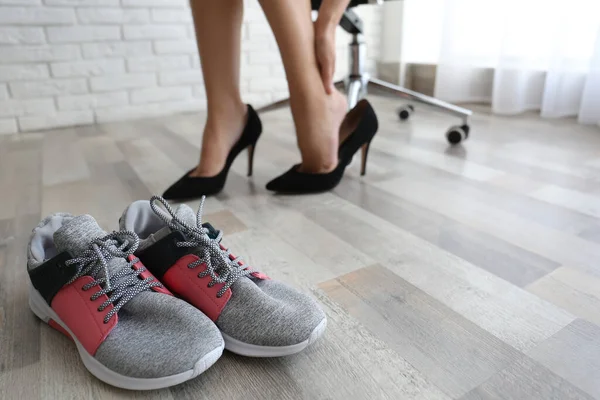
[247,143,255,177]
[163,104,262,200]
[265,99,378,194]
[360,140,371,176]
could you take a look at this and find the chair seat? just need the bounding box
[311,0,369,11]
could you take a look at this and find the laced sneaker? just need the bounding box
[119,196,327,357]
[27,213,224,390]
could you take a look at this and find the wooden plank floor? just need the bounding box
[1,94,600,399]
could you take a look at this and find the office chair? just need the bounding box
[257,0,473,145]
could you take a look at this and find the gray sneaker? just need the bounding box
[27,213,224,390]
[119,196,327,357]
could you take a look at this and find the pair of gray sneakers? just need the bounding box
[27,196,326,390]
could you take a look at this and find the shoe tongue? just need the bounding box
[158,204,197,238]
[173,204,219,239]
[53,215,107,256]
[174,204,196,227]
[142,203,219,251]
[54,214,133,284]
[139,204,199,249]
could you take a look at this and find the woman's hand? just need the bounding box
[314,18,337,94]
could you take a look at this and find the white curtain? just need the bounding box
[403,0,600,125]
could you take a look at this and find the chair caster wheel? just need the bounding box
[397,105,414,121]
[446,124,470,145]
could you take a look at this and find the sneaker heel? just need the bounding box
[29,284,50,323]
[247,144,255,177]
[360,141,371,176]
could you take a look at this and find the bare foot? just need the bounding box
[190,103,247,177]
[296,89,348,173]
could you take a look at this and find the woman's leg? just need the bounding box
[258,0,347,173]
[189,0,247,177]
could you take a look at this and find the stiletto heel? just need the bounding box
[266,99,378,194]
[163,104,262,200]
[360,141,371,176]
[247,144,255,177]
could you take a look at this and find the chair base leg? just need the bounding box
[368,77,472,124]
[346,78,365,109]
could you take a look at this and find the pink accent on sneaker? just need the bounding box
[48,319,73,340]
[51,276,118,355]
[221,244,269,280]
[128,255,172,296]
[161,254,231,321]
[250,271,270,280]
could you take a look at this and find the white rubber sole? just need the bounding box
[222,318,327,357]
[29,285,224,390]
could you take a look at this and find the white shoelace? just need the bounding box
[150,195,253,298]
[64,231,162,323]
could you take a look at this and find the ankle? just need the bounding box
[192,103,248,177]
[207,96,245,117]
[206,101,247,133]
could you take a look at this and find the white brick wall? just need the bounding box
[58,91,128,110]
[0,98,55,118]
[0,84,9,101]
[158,70,202,86]
[0,118,18,135]
[0,64,50,82]
[0,0,40,6]
[127,55,190,72]
[46,0,120,6]
[77,8,149,24]
[51,58,125,77]
[90,73,156,91]
[2,44,80,63]
[0,0,382,133]
[151,9,191,23]
[0,7,75,25]
[153,39,196,54]
[130,86,192,104]
[82,41,152,58]
[10,78,88,98]
[0,27,46,44]
[47,26,121,43]
[123,24,186,40]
